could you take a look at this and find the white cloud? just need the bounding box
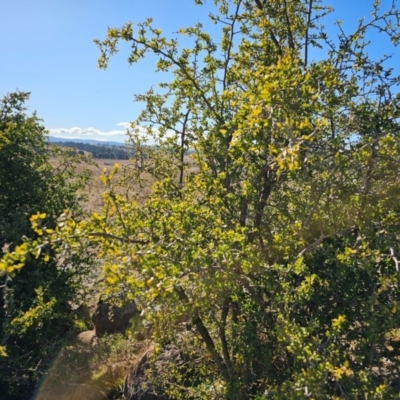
[48,123,131,142]
[48,122,176,143]
[115,122,131,129]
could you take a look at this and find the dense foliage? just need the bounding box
[0,92,93,399]
[4,0,400,398]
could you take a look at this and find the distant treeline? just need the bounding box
[52,141,132,159]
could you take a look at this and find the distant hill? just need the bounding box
[48,136,125,146]
[49,137,132,160]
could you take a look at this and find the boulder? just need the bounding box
[77,330,97,345]
[37,383,107,400]
[92,299,139,337]
[124,344,188,400]
[371,364,400,393]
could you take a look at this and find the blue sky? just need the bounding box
[1,0,399,143]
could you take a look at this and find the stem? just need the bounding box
[254,0,283,56]
[174,286,229,380]
[253,164,273,230]
[219,297,232,379]
[129,36,224,125]
[283,0,295,50]
[179,111,190,186]
[304,0,313,67]
[221,0,242,113]
[87,232,148,244]
[239,198,248,227]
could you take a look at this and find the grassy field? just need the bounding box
[76,156,199,213]
[83,159,129,212]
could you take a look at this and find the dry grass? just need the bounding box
[70,159,153,214]
[75,157,199,214]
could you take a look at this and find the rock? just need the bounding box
[37,383,107,400]
[77,330,97,345]
[371,363,400,393]
[74,303,91,320]
[123,349,167,400]
[97,360,132,392]
[92,299,139,337]
[124,344,189,400]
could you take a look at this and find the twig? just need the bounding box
[87,232,148,244]
[298,234,327,258]
[390,247,399,272]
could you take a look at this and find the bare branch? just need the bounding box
[128,35,224,124]
[219,297,232,379]
[283,0,295,50]
[179,110,190,186]
[390,247,399,273]
[304,0,313,67]
[254,0,283,56]
[253,164,273,230]
[298,235,327,258]
[174,286,229,379]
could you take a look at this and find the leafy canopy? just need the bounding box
[0,91,93,399]
[6,0,400,398]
